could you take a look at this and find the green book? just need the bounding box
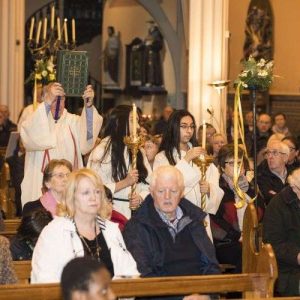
[56,50,88,97]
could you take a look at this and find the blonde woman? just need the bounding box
[31,168,139,283]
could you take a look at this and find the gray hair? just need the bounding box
[149,165,184,190]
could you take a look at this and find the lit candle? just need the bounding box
[57,17,61,40]
[36,20,42,44]
[43,17,47,40]
[132,103,137,140]
[63,18,68,44]
[50,5,55,29]
[72,18,76,42]
[202,120,206,149]
[29,17,35,40]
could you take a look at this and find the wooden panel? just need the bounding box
[3,219,21,232]
[13,261,31,284]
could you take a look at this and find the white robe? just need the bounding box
[17,104,35,132]
[153,146,224,241]
[20,103,102,206]
[87,136,152,219]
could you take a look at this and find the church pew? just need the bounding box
[12,261,31,284]
[0,230,17,239]
[3,219,21,232]
[0,272,278,300]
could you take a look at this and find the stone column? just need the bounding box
[188,0,229,135]
[0,0,25,122]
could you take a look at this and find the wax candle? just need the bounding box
[202,120,206,149]
[29,17,35,40]
[63,19,68,44]
[36,20,42,44]
[50,5,55,29]
[43,17,47,40]
[57,17,61,40]
[72,18,76,42]
[132,103,137,140]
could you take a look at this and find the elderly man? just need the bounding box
[124,165,220,280]
[257,140,289,205]
[0,105,17,147]
[246,113,272,158]
[263,168,300,296]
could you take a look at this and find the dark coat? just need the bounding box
[123,195,220,277]
[0,119,17,147]
[257,159,287,205]
[263,186,300,296]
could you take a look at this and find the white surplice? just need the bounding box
[20,103,102,206]
[87,136,151,219]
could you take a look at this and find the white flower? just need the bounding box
[265,61,273,69]
[242,82,248,88]
[240,71,248,77]
[41,70,48,77]
[258,70,268,77]
[257,59,266,67]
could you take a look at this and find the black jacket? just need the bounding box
[123,195,220,277]
[263,186,300,296]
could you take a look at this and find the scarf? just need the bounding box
[40,191,58,217]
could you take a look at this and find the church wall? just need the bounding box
[228,0,300,96]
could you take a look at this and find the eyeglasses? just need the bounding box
[225,161,243,167]
[51,172,70,179]
[180,124,196,130]
[265,150,287,157]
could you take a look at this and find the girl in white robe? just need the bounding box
[88,105,151,219]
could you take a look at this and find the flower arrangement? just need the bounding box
[26,58,56,86]
[235,55,274,90]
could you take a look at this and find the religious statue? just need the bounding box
[243,0,273,60]
[103,26,120,86]
[143,21,164,87]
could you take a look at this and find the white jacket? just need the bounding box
[31,217,139,283]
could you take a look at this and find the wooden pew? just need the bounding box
[3,219,21,232]
[13,261,31,284]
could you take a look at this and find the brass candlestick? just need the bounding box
[193,154,214,210]
[123,135,144,211]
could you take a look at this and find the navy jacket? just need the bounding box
[123,195,220,277]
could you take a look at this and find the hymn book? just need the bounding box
[56,50,89,97]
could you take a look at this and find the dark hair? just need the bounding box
[274,112,286,120]
[16,208,52,245]
[61,257,107,300]
[42,159,73,193]
[104,186,113,202]
[159,110,198,165]
[218,144,244,171]
[282,136,299,151]
[100,105,148,183]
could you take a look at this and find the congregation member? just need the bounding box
[22,159,72,216]
[31,168,138,283]
[61,257,116,300]
[154,110,223,240]
[124,165,220,280]
[263,168,300,296]
[257,140,289,205]
[20,82,102,206]
[272,113,291,137]
[143,134,160,169]
[244,111,254,135]
[10,208,52,260]
[153,105,174,135]
[0,235,17,284]
[0,104,17,147]
[103,186,128,231]
[88,105,151,219]
[210,145,264,273]
[282,136,300,174]
[208,133,227,166]
[197,122,216,148]
[246,113,272,158]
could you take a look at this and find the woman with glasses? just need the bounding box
[153,110,223,240]
[282,136,300,174]
[210,144,264,273]
[22,159,72,217]
[88,105,151,219]
[31,168,139,283]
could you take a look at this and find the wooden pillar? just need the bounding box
[0,0,25,123]
[188,0,229,134]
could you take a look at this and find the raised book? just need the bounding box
[56,50,88,97]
